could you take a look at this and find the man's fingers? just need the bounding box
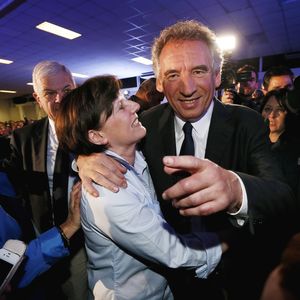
[163,156,205,172]
[178,202,214,216]
[81,177,99,197]
[94,163,127,188]
[77,153,127,193]
[163,166,182,175]
[172,186,228,216]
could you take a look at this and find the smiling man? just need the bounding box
[77,21,296,300]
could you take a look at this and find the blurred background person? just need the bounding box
[261,232,300,300]
[221,64,260,111]
[260,89,300,197]
[262,65,294,93]
[129,77,164,113]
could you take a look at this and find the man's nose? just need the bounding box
[54,91,64,103]
[180,74,196,96]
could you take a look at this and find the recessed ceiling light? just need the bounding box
[0,90,17,93]
[0,58,13,64]
[131,56,152,65]
[36,21,81,40]
[26,82,33,86]
[72,72,88,78]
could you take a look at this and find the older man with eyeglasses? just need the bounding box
[1,61,88,300]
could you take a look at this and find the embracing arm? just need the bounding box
[77,153,127,196]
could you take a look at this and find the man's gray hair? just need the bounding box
[32,60,75,93]
[151,20,223,76]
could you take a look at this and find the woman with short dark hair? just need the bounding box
[55,75,227,300]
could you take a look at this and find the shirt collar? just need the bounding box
[174,100,214,138]
[48,117,58,144]
[105,149,147,175]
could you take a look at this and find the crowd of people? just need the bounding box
[0,19,299,300]
[0,119,35,137]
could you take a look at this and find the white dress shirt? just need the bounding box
[47,118,58,198]
[174,101,248,223]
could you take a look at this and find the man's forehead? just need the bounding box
[39,73,74,90]
[159,40,213,70]
[269,75,293,87]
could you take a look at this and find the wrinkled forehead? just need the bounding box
[159,40,214,67]
[37,72,75,92]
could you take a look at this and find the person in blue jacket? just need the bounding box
[0,171,81,299]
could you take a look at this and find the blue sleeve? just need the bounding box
[17,227,70,288]
[0,205,21,247]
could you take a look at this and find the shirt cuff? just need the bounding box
[227,171,248,226]
[194,233,222,278]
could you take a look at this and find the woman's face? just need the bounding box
[99,95,146,152]
[262,96,287,135]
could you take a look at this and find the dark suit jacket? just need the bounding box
[0,117,78,299]
[3,117,69,234]
[140,99,297,299]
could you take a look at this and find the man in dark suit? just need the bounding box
[77,21,297,300]
[3,61,88,300]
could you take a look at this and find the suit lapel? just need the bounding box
[31,118,48,173]
[205,99,234,166]
[158,104,177,157]
[52,146,69,225]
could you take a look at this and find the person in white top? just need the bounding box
[55,74,228,300]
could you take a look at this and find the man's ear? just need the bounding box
[88,130,108,146]
[156,77,164,93]
[33,92,42,108]
[262,86,267,95]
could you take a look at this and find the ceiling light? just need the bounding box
[26,82,33,86]
[0,90,17,93]
[72,72,88,78]
[36,21,81,40]
[131,56,152,65]
[0,58,13,64]
[216,35,236,51]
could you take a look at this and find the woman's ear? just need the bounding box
[88,130,108,145]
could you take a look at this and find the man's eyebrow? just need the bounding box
[163,65,209,76]
[164,69,178,76]
[192,65,209,71]
[43,84,72,92]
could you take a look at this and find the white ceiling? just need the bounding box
[1,0,300,101]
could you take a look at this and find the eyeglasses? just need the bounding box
[262,106,286,116]
[42,87,72,101]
